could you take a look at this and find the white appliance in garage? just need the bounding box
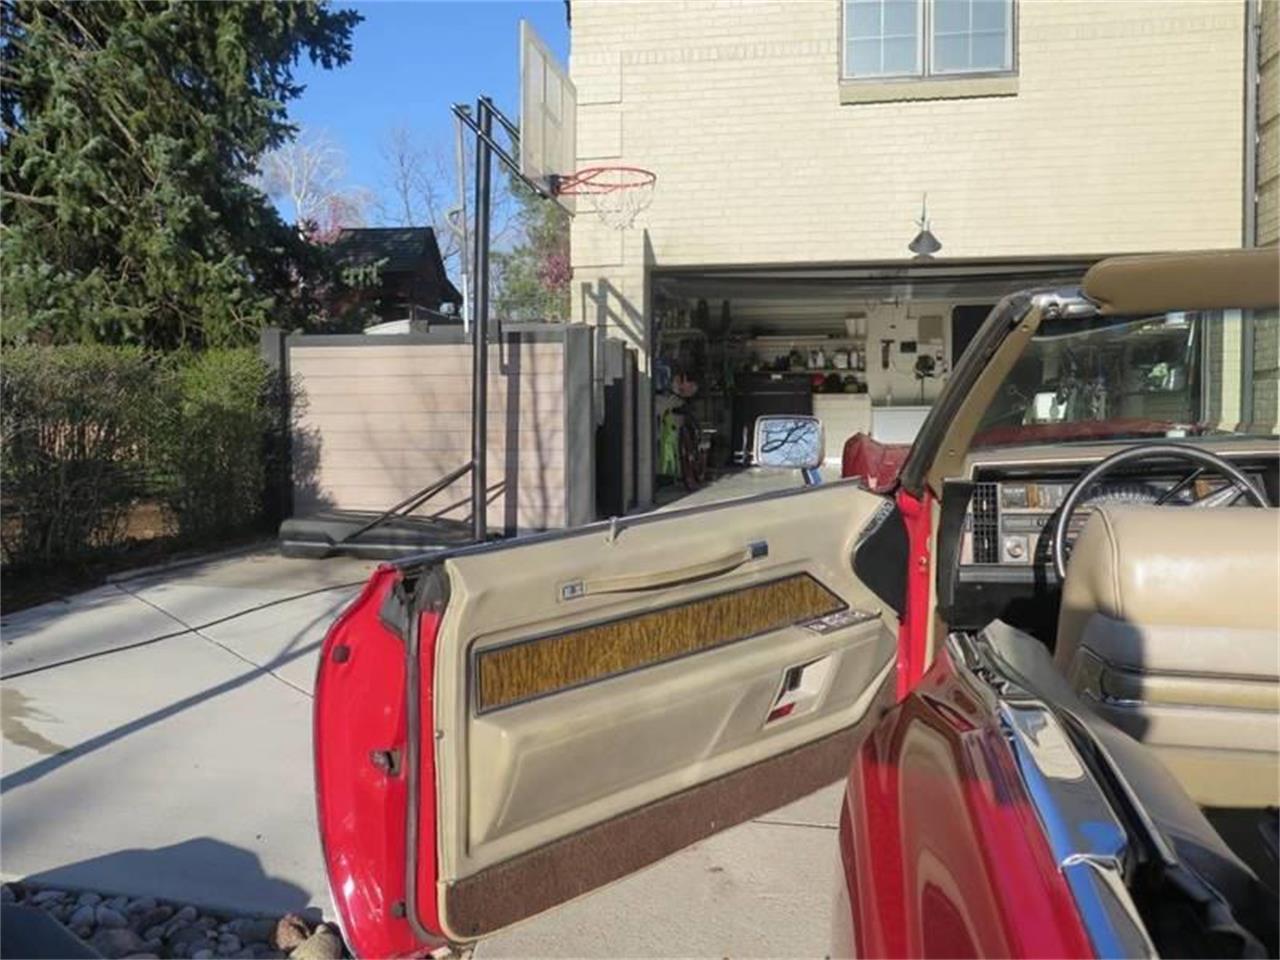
[812,394,872,465]
[871,405,931,444]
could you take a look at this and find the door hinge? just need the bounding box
[378,582,411,641]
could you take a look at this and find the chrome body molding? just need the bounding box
[947,631,1158,959]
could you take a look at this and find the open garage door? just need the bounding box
[648,257,1096,501]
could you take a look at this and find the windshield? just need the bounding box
[973,308,1280,447]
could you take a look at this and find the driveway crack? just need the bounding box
[115,585,313,698]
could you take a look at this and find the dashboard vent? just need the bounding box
[971,483,999,563]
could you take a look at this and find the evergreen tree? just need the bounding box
[0,1,360,348]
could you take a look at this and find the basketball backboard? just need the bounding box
[520,20,576,212]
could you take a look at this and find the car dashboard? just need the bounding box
[942,441,1280,642]
[960,473,1268,567]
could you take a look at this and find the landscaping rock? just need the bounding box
[126,896,157,916]
[68,903,97,929]
[6,881,344,960]
[97,905,129,928]
[228,917,276,943]
[169,925,215,954]
[272,914,310,951]
[163,905,200,938]
[133,905,174,934]
[91,927,148,959]
[288,924,343,960]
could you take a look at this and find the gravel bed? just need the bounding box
[1,882,345,960]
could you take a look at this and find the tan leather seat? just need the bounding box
[1056,505,1280,808]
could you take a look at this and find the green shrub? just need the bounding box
[154,349,273,541]
[1,345,281,574]
[1,344,157,568]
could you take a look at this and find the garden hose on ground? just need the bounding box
[0,579,368,681]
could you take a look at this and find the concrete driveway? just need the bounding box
[1,543,847,957]
[1,549,374,917]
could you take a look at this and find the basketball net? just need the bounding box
[553,166,657,230]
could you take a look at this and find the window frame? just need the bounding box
[840,0,1018,84]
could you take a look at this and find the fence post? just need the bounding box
[259,326,293,528]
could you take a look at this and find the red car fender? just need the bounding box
[838,645,1094,958]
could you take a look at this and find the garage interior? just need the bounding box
[647,259,1096,494]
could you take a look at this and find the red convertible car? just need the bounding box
[315,249,1279,958]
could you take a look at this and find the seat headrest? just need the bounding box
[1066,505,1280,631]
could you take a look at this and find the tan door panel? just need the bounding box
[468,617,891,860]
[430,480,898,940]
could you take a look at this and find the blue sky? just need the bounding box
[288,0,570,216]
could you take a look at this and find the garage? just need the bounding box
[648,258,1096,494]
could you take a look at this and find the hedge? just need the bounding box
[1,344,280,570]
[1,344,156,567]
[154,349,274,542]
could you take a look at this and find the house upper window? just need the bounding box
[843,0,1014,80]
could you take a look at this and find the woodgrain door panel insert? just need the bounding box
[472,572,846,714]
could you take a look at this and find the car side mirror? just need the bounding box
[753,415,824,485]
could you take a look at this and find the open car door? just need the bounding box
[315,479,902,958]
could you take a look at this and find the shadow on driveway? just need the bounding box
[1,606,332,795]
[18,837,314,916]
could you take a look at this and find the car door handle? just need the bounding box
[569,541,767,597]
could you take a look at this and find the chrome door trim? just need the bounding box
[947,631,1157,958]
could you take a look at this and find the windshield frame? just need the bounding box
[899,288,1043,496]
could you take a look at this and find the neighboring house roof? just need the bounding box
[332,227,462,305]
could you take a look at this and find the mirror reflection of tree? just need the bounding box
[759,420,819,467]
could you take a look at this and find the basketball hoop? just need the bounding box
[553,166,657,230]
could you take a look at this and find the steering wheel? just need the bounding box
[1052,444,1268,580]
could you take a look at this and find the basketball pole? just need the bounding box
[453,96,555,543]
[470,99,494,543]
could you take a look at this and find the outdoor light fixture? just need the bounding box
[908,194,942,258]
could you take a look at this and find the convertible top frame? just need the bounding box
[1083,247,1279,315]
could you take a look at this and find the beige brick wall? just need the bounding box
[569,0,1251,498]
[571,0,1244,275]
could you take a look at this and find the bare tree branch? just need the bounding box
[257,127,369,237]
[375,123,519,270]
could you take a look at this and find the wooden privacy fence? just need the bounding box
[280,324,595,535]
